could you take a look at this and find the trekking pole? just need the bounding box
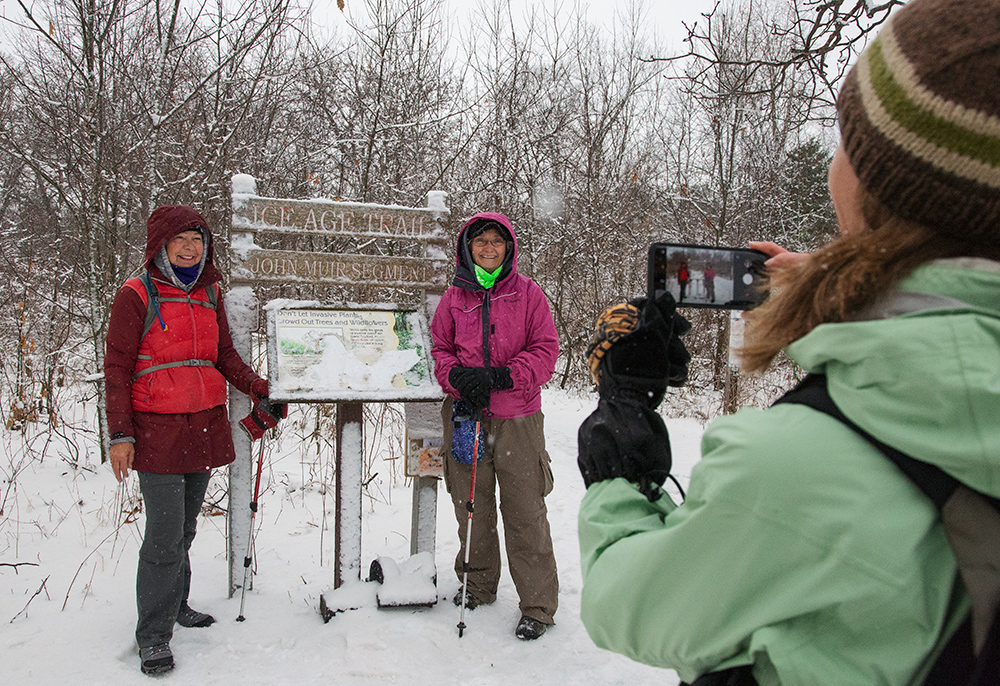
[457,416,482,638]
[236,437,266,622]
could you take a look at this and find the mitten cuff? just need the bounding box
[600,374,668,409]
[490,366,513,390]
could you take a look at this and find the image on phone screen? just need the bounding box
[649,243,768,310]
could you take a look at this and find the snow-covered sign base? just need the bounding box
[265,301,444,402]
[370,553,438,608]
[319,553,438,621]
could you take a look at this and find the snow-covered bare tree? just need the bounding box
[295,0,459,206]
[659,0,907,124]
[0,0,308,454]
[545,9,669,385]
[656,0,836,411]
[777,0,906,117]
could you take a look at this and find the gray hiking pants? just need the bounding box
[135,470,211,648]
[442,398,559,625]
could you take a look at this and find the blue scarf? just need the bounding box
[172,264,200,285]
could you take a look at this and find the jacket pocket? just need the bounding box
[454,303,483,345]
[539,449,554,497]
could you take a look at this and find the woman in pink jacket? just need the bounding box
[431,212,559,640]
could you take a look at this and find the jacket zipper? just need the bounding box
[478,289,492,415]
[481,289,491,369]
[187,290,208,399]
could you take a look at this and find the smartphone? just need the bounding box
[648,242,769,310]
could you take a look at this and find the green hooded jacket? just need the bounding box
[579,259,1000,685]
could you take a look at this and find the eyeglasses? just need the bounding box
[471,236,506,248]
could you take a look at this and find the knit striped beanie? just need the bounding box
[837,0,1000,238]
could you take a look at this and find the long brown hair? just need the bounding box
[740,191,1000,373]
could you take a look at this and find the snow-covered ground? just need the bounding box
[1,388,704,685]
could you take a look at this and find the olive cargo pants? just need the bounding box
[442,398,559,625]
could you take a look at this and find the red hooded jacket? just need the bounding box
[104,205,260,474]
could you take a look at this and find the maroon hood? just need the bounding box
[144,205,222,287]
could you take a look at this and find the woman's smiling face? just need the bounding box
[470,228,507,272]
[166,229,205,268]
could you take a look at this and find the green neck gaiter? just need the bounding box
[474,264,503,289]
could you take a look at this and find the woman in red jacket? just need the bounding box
[104,205,269,676]
[677,260,690,302]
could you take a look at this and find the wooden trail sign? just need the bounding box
[233,196,450,242]
[231,195,450,291]
[227,176,448,601]
[234,249,446,291]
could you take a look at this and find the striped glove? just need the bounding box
[586,293,690,408]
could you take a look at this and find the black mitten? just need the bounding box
[577,395,672,501]
[586,293,691,408]
[490,366,513,390]
[448,366,491,412]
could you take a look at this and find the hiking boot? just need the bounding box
[452,589,486,610]
[139,643,174,675]
[177,603,215,628]
[515,615,547,640]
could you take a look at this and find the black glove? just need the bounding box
[490,366,513,390]
[578,395,672,501]
[240,396,288,441]
[448,366,491,413]
[586,292,691,409]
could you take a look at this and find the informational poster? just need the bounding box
[407,437,444,478]
[266,305,444,402]
[404,402,445,478]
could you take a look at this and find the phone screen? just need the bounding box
[648,243,769,310]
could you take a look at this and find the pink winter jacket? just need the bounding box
[430,212,558,419]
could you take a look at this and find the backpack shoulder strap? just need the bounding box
[151,281,218,311]
[123,277,149,305]
[681,665,757,686]
[775,374,1000,685]
[124,276,158,340]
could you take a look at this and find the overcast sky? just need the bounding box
[0,0,717,57]
[313,0,717,55]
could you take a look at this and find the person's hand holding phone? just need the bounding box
[749,241,809,272]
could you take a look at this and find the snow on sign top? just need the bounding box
[265,302,444,403]
[232,195,450,243]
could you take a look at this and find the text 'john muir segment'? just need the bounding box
[233,196,447,242]
[237,250,447,291]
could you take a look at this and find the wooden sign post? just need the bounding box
[227,175,449,597]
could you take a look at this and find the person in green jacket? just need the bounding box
[577,0,1000,684]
